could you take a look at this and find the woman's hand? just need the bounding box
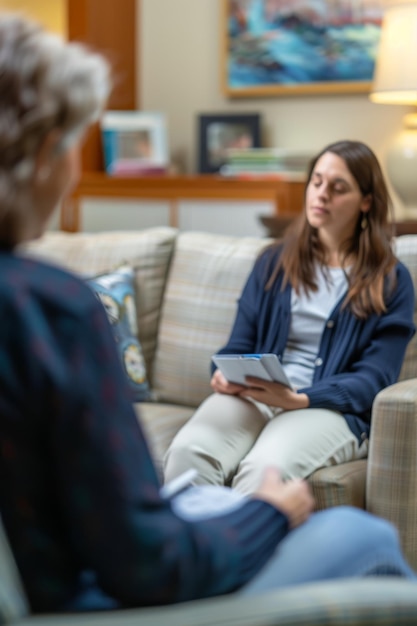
[210,369,247,395]
[254,467,314,529]
[239,377,309,411]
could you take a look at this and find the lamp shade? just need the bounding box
[370,3,417,105]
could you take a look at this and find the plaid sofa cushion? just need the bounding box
[152,232,272,406]
[21,228,177,384]
[135,403,194,479]
[309,460,367,511]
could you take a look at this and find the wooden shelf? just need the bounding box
[61,172,306,232]
[260,214,417,238]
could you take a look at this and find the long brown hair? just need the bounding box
[266,140,397,318]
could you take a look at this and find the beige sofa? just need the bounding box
[2,226,416,625]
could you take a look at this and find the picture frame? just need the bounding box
[198,113,261,173]
[222,0,383,98]
[101,111,168,176]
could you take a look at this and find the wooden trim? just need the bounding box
[260,215,417,238]
[393,221,417,236]
[67,0,137,172]
[225,81,374,99]
[220,0,229,99]
[222,0,380,99]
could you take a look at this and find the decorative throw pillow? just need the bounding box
[87,266,150,402]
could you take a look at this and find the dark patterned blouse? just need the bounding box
[0,248,288,613]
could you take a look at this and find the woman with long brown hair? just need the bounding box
[164,140,415,494]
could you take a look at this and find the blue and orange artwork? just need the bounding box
[225,0,383,95]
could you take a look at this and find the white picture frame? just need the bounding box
[101,111,168,176]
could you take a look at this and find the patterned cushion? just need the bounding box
[21,227,177,384]
[152,232,272,406]
[88,266,150,402]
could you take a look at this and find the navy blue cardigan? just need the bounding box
[215,246,416,442]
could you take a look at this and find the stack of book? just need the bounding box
[219,148,313,180]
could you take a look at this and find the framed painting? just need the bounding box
[198,113,261,173]
[222,0,383,98]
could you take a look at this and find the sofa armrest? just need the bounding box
[16,579,417,626]
[367,378,417,569]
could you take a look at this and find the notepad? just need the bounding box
[212,353,292,389]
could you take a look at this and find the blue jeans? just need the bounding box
[66,493,415,611]
[171,487,416,593]
[241,506,416,595]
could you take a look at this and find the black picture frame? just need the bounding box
[198,113,261,174]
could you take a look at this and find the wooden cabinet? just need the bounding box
[62,173,305,232]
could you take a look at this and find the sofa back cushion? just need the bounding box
[22,228,177,384]
[152,232,272,407]
[395,235,417,381]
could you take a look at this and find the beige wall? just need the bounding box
[0,0,67,34]
[140,0,412,219]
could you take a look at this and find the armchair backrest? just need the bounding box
[0,516,29,622]
[395,235,417,381]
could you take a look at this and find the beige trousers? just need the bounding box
[163,393,368,495]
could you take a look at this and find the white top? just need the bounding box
[282,265,349,389]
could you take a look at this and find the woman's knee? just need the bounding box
[232,451,305,494]
[165,393,271,488]
[163,418,234,485]
[164,439,225,485]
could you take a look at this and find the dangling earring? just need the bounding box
[361,213,368,230]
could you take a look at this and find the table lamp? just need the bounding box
[369,1,417,217]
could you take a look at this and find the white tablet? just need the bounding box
[212,353,292,389]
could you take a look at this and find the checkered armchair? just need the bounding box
[310,235,417,569]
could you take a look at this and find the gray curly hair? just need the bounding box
[0,14,111,244]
